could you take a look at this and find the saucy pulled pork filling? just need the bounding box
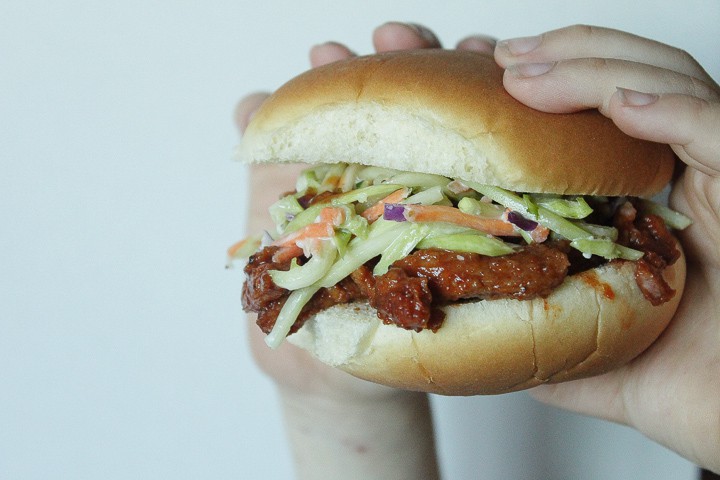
[242,197,680,335]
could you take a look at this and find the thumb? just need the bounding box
[608,89,720,176]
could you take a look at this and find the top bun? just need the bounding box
[239,50,675,197]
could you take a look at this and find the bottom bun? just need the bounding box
[288,249,686,396]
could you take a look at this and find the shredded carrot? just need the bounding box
[318,206,347,226]
[528,225,550,243]
[501,209,550,243]
[268,206,346,261]
[225,236,262,267]
[272,221,335,248]
[403,204,518,237]
[271,244,304,263]
[227,237,253,259]
[361,188,410,222]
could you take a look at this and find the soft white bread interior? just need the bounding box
[239,49,676,197]
[288,248,685,395]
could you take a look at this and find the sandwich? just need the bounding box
[231,49,689,395]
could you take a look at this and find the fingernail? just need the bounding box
[507,62,555,78]
[616,87,659,106]
[406,23,440,44]
[498,35,542,55]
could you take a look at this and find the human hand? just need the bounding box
[235,22,497,399]
[236,20,720,474]
[493,25,720,472]
[234,22,448,399]
[233,22,469,479]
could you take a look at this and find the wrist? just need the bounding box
[278,385,439,480]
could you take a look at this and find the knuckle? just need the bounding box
[688,75,720,103]
[580,56,612,74]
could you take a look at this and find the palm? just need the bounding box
[671,166,720,266]
[532,159,720,468]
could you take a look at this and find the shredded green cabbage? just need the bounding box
[269,241,337,290]
[265,286,321,349]
[373,224,431,275]
[639,199,693,230]
[255,163,692,347]
[465,181,643,260]
[417,232,515,256]
[532,195,593,219]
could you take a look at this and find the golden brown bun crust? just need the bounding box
[288,246,686,396]
[240,49,676,197]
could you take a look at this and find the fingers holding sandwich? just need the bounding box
[310,42,356,68]
[311,22,497,66]
[456,34,497,55]
[494,25,714,82]
[495,33,719,116]
[494,24,720,189]
[372,22,499,55]
[608,90,720,176]
[372,22,442,52]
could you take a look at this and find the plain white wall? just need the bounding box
[1,1,718,479]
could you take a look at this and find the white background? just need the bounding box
[2,1,718,479]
